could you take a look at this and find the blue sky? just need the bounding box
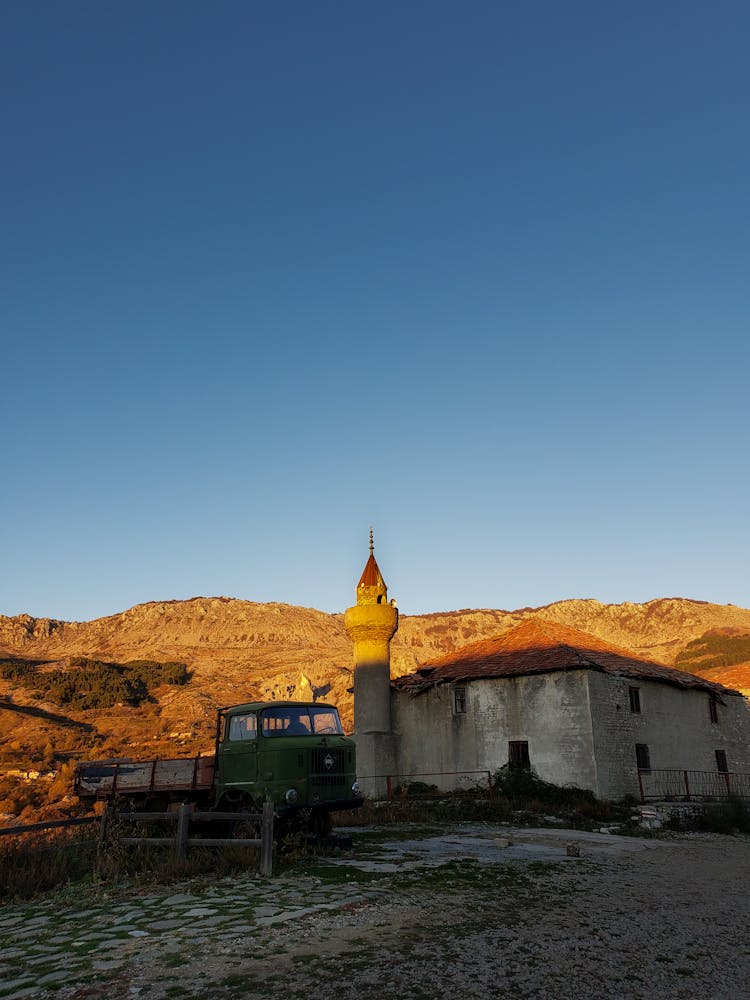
[2,2,749,621]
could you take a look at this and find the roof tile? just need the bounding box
[394,617,737,698]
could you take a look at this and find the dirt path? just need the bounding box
[1,824,749,999]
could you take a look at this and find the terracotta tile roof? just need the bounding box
[394,618,738,699]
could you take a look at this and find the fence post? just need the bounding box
[683,770,691,802]
[386,775,392,801]
[259,801,274,878]
[176,803,190,861]
[637,769,645,803]
[99,806,112,847]
[724,772,732,796]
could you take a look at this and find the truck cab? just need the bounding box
[216,701,362,824]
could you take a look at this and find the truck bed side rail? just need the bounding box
[75,756,215,798]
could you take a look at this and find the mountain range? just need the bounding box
[1,596,749,770]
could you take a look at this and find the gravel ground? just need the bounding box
[2,824,749,999]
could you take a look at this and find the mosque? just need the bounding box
[345,537,750,801]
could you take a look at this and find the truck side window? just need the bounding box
[228,714,257,741]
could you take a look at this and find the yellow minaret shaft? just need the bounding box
[345,530,398,735]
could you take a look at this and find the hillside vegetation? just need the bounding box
[674,630,750,673]
[0,657,189,711]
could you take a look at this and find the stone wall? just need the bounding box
[390,670,750,802]
[587,672,750,800]
[391,670,598,792]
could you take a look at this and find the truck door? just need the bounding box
[220,711,259,800]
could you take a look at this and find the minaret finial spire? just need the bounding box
[369,526,374,554]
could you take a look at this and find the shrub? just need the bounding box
[392,781,439,798]
[492,765,608,821]
[695,797,750,834]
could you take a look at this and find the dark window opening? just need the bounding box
[715,749,729,773]
[453,684,467,715]
[709,695,719,724]
[508,741,530,769]
[629,687,641,714]
[635,743,651,771]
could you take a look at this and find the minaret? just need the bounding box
[345,530,399,791]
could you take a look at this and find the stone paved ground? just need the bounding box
[1,824,749,999]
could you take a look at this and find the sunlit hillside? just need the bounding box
[1,596,749,816]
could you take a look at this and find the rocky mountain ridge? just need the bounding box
[1,596,749,769]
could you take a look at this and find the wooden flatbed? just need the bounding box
[74,755,216,799]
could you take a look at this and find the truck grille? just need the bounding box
[310,747,347,787]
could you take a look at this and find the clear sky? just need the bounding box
[2,2,748,622]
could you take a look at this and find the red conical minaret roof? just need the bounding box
[356,528,388,602]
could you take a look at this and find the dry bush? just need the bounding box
[0,828,97,902]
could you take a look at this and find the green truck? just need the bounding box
[74,701,362,834]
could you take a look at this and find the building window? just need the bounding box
[508,741,530,769]
[635,743,651,772]
[709,695,719,724]
[715,749,729,773]
[452,683,467,715]
[629,687,641,714]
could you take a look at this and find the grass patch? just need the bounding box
[0,829,97,902]
[0,818,267,903]
[220,975,248,988]
[161,954,185,968]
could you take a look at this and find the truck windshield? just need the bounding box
[261,706,343,737]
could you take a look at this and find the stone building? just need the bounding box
[392,618,750,800]
[346,542,750,800]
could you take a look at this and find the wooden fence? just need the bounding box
[0,815,98,838]
[0,802,275,877]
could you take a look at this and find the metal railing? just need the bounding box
[359,770,495,800]
[638,768,750,803]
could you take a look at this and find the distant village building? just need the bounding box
[347,540,750,800]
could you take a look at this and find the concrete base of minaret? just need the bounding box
[354,732,399,800]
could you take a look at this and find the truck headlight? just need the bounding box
[285,788,298,804]
[351,781,361,796]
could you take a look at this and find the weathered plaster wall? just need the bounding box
[391,670,598,792]
[587,672,750,800]
[354,732,398,799]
